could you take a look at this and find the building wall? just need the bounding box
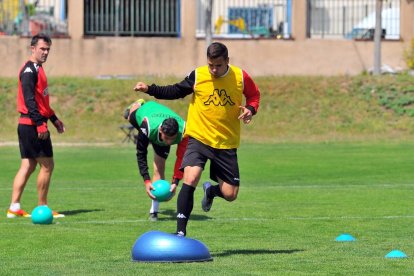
[0,0,413,78]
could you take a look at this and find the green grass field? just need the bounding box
[1,142,413,275]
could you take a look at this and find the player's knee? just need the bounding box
[20,162,37,175]
[39,160,54,173]
[183,175,199,186]
[28,163,37,174]
[21,166,36,176]
[223,192,237,202]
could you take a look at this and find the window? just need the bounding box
[0,0,68,37]
[196,0,292,39]
[307,0,400,40]
[84,0,181,37]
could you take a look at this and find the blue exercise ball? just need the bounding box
[131,231,213,262]
[31,205,53,225]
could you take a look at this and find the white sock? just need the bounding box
[150,200,159,214]
[9,203,21,212]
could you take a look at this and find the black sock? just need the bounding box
[176,184,195,236]
[207,184,224,199]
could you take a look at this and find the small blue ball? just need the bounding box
[31,206,53,225]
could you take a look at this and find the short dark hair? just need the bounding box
[161,118,179,137]
[31,33,52,46]
[207,42,228,60]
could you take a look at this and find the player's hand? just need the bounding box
[37,123,49,140]
[168,178,180,198]
[53,119,65,133]
[165,183,177,201]
[238,106,253,124]
[134,82,149,93]
[170,183,178,193]
[144,180,156,200]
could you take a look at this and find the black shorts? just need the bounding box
[152,143,170,159]
[18,124,53,159]
[180,137,240,186]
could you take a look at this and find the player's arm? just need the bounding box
[48,111,65,134]
[134,71,195,99]
[136,122,151,182]
[242,70,260,115]
[136,126,156,200]
[238,70,261,124]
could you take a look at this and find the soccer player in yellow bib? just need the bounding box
[134,42,260,237]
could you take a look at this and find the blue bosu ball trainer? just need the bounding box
[151,180,172,202]
[131,231,213,262]
[31,205,53,225]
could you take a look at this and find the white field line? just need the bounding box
[0,186,135,191]
[0,142,116,147]
[1,183,414,191]
[3,215,414,226]
[214,215,414,221]
[243,184,414,189]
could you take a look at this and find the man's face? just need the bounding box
[160,130,177,145]
[31,39,51,64]
[207,56,229,78]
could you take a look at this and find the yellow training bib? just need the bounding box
[185,65,243,149]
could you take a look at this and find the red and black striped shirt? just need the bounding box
[17,61,57,126]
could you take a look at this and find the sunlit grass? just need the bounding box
[1,143,413,274]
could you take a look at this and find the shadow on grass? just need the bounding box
[60,209,104,216]
[212,249,304,257]
[158,209,210,221]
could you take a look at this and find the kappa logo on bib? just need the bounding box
[204,89,235,106]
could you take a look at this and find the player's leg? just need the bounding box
[217,179,239,201]
[8,158,37,218]
[175,138,209,236]
[152,152,166,180]
[36,156,64,218]
[36,157,54,206]
[176,166,203,236]
[202,148,240,212]
[34,129,55,207]
[149,144,170,221]
[11,159,37,203]
[8,124,39,218]
[34,131,64,218]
